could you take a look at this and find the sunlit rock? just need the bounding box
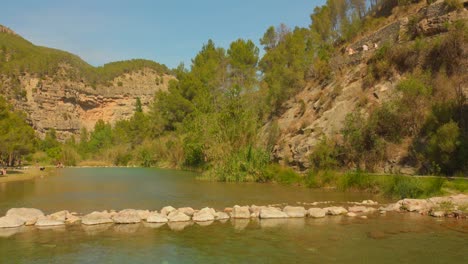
[147,212,168,223]
[161,206,177,216]
[0,215,24,228]
[81,211,114,225]
[6,208,44,225]
[112,209,141,224]
[167,211,191,222]
[283,206,306,218]
[260,207,289,219]
[231,205,251,219]
[307,208,326,218]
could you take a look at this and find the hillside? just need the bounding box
[0,25,174,140]
[267,0,468,175]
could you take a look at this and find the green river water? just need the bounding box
[0,168,466,263]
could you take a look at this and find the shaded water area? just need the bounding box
[0,168,467,263]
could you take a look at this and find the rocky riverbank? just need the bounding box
[0,194,466,232]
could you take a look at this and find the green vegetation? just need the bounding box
[0,30,170,85]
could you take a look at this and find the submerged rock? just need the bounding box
[81,212,114,225]
[0,216,24,228]
[307,208,326,218]
[283,206,306,218]
[260,207,289,219]
[147,212,168,223]
[6,208,44,225]
[112,209,141,224]
[231,206,251,219]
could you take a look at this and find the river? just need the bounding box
[0,168,466,263]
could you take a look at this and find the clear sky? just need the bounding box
[2,0,325,69]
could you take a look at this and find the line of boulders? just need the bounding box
[0,202,381,229]
[1,194,466,230]
[378,194,468,218]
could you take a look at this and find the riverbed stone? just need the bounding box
[178,207,195,217]
[192,208,215,222]
[161,206,177,216]
[167,211,191,222]
[307,208,326,218]
[136,210,151,220]
[81,212,114,225]
[112,209,141,224]
[430,211,445,217]
[35,218,65,227]
[0,216,24,228]
[400,199,431,212]
[6,208,45,225]
[324,206,348,215]
[214,212,230,220]
[283,206,306,218]
[260,207,289,219]
[146,212,168,223]
[48,210,68,222]
[231,206,251,219]
[65,213,81,224]
[347,212,358,217]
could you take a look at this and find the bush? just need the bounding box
[263,164,302,185]
[338,170,376,192]
[309,137,339,171]
[444,0,463,11]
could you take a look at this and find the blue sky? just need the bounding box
[2,0,325,69]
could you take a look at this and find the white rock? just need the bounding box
[112,209,141,224]
[178,207,195,216]
[192,208,215,222]
[146,212,168,223]
[260,207,289,219]
[6,208,44,225]
[81,212,114,225]
[283,206,306,218]
[231,206,251,219]
[161,206,177,216]
[167,211,191,222]
[431,211,445,217]
[324,206,348,215]
[400,199,430,212]
[347,212,358,217]
[307,208,326,218]
[214,212,230,220]
[65,213,81,224]
[48,210,68,221]
[0,216,24,228]
[35,218,65,227]
[136,210,151,220]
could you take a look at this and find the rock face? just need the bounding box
[0,216,24,228]
[81,212,113,225]
[307,208,326,218]
[283,206,306,218]
[231,206,251,219]
[6,208,45,225]
[112,209,141,224]
[260,207,289,219]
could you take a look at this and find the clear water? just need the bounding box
[0,168,466,263]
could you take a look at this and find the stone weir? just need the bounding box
[0,194,466,231]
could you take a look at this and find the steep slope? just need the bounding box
[267,0,468,173]
[0,25,174,140]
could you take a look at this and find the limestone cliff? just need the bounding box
[266,0,468,173]
[0,26,174,140]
